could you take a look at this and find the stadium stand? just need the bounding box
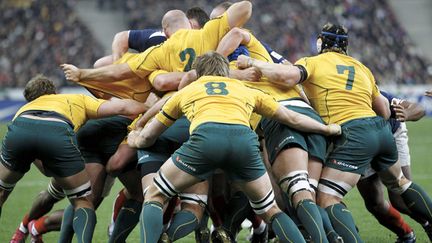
[0,0,430,88]
[0,0,104,88]
[125,0,431,85]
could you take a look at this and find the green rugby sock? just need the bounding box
[270,212,306,243]
[58,204,74,243]
[167,210,199,241]
[401,183,432,222]
[222,191,251,237]
[73,207,96,243]
[318,205,341,242]
[326,203,363,243]
[296,199,328,243]
[109,199,142,243]
[140,201,163,243]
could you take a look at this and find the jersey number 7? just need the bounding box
[336,65,355,90]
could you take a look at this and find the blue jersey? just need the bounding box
[381,91,401,133]
[227,41,287,64]
[128,29,166,52]
[261,42,287,64]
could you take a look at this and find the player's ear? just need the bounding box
[316,36,323,54]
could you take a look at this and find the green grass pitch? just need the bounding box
[0,119,431,242]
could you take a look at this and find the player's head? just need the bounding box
[186,7,209,29]
[161,10,191,38]
[24,74,56,101]
[316,23,348,55]
[193,51,230,78]
[210,1,233,19]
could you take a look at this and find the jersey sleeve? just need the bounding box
[246,34,272,62]
[82,95,107,119]
[261,41,287,64]
[148,69,169,86]
[294,57,313,83]
[128,29,166,52]
[201,12,230,44]
[127,45,164,79]
[252,90,280,118]
[155,92,183,127]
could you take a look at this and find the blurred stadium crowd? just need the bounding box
[1,0,431,88]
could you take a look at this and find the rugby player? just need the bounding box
[128,51,341,243]
[357,92,426,243]
[237,23,432,243]
[0,75,148,243]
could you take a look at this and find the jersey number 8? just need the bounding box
[205,82,229,95]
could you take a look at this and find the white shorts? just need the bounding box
[361,123,410,179]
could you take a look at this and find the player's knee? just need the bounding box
[249,189,277,222]
[64,181,92,201]
[317,178,352,207]
[151,171,177,203]
[279,170,312,200]
[381,172,412,195]
[179,193,207,219]
[47,181,66,202]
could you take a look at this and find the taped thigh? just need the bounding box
[318,178,352,199]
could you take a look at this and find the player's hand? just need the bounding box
[236,55,251,69]
[425,89,432,97]
[238,67,262,82]
[179,70,197,90]
[61,64,81,82]
[326,124,342,136]
[393,104,407,122]
[127,130,140,148]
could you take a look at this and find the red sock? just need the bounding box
[33,216,48,235]
[374,204,412,237]
[247,213,262,229]
[112,189,127,222]
[163,197,178,225]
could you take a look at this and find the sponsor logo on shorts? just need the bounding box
[331,159,358,170]
[176,156,196,172]
[276,136,295,150]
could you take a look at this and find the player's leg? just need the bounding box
[0,162,25,217]
[55,169,96,243]
[107,188,127,237]
[141,157,201,243]
[28,209,63,242]
[357,172,414,241]
[11,178,65,242]
[273,147,328,243]
[235,172,306,243]
[317,167,361,243]
[166,181,208,241]
[109,169,143,243]
[308,159,342,243]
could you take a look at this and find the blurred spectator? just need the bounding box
[1,0,430,88]
[0,0,103,88]
[125,0,431,85]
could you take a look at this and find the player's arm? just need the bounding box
[254,91,340,136]
[272,106,341,136]
[237,55,302,87]
[112,31,130,62]
[179,70,197,89]
[135,96,170,128]
[229,68,261,82]
[61,63,136,82]
[216,27,251,57]
[97,99,149,117]
[394,100,425,122]
[152,71,184,91]
[129,118,168,148]
[226,1,252,28]
[372,94,391,120]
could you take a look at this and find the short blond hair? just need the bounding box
[193,51,230,78]
[23,74,56,101]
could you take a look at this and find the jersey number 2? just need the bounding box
[205,82,229,95]
[336,65,355,90]
[180,48,196,72]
